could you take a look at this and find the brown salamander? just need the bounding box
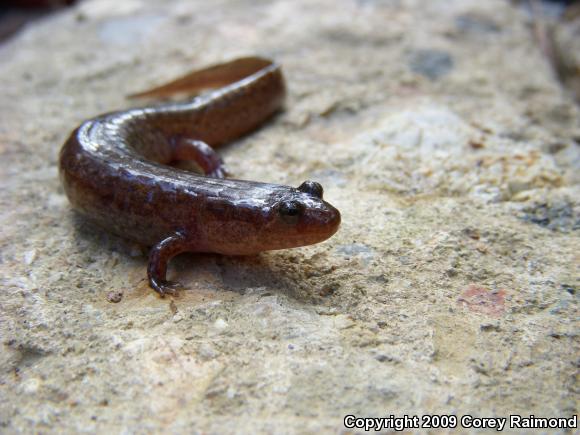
[59,57,341,296]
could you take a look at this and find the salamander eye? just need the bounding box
[278,200,303,224]
[298,180,323,198]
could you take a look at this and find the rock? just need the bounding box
[455,12,500,35]
[408,49,454,80]
[0,0,578,432]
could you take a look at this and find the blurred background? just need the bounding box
[1,0,578,99]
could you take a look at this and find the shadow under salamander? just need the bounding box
[69,211,317,303]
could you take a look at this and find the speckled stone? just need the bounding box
[1,0,578,433]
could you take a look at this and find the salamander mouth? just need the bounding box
[295,202,341,244]
[316,203,341,237]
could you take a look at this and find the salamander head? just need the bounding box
[200,180,340,255]
[262,180,341,251]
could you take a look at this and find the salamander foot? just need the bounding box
[149,278,183,297]
[172,138,228,179]
[147,233,188,297]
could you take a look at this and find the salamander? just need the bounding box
[58,57,341,296]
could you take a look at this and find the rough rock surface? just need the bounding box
[1,0,578,433]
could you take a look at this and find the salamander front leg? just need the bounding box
[147,233,189,297]
[172,138,228,178]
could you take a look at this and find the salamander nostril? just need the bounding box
[298,180,323,198]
